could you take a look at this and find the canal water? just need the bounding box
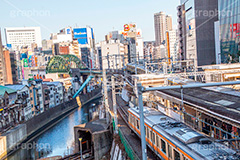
[6,99,101,160]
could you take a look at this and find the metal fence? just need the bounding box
[118,128,140,160]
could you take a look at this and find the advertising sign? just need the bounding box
[91,28,94,39]
[7,44,12,49]
[230,23,240,38]
[73,28,87,39]
[66,28,71,34]
[77,38,88,45]
[124,24,130,31]
[123,23,138,38]
[35,56,38,67]
[23,58,28,67]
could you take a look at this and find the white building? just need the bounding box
[5,27,42,51]
[168,30,178,61]
[100,40,125,70]
[50,27,73,44]
[136,37,144,59]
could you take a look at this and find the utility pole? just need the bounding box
[112,76,118,134]
[137,83,147,160]
[103,69,110,124]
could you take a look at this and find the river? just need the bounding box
[6,99,101,160]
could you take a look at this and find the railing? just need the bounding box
[118,128,140,160]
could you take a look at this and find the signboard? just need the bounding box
[91,28,94,39]
[7,44,12,49]
[77,38,88,45]
[73,28,87,39]
[74,28,89,45]
[34,56,38,67]
[123,23,139,38]
[23,59,28,67]
[66,28,71,34]
[124,24,130,31]
[230,23,240,38]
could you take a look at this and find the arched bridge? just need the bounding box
[46,54,87,74]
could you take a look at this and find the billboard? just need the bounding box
[91,28,94,39]
[77,38,88,45]
[123,23,139,38]
[73,28,87,39]
[73,28,89,45]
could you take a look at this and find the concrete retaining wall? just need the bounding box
[0,124,27,159]
[93,130,112,160]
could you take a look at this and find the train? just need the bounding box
[128,106,239,160]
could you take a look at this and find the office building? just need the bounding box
[5,27,42,51]
[178,0,218,66]
[177,4,186,60]
[0,29,6,85]
[218,0,240,63]
[73,26,96,68]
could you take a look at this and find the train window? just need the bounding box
[168,144,172,159]
[146,127,149,138]
[156,135,159,148]
[136,119,139,129]
[150,130,153,142]
[174,149,180,160]
[161,139,166,154]
[145,126,147,138]
[152,132,155,145]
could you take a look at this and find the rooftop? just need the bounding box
[0,85,16,96]
[74,119,108,133]
[160,87,240,124]
[5,84,27,91]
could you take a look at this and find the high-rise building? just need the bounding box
[0,29,6,85]
[218,0,240,63]
[177,5,186,60]
[178,0,218,66]
[5,27,42,51]
[154,12,173,46]
[166,15,173,31]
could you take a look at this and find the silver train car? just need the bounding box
[128,107,239,160]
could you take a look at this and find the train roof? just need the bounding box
[129,107,239,160]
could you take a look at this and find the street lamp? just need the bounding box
[79,138,83,160]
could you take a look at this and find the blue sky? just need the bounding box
[0,0,180,44]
